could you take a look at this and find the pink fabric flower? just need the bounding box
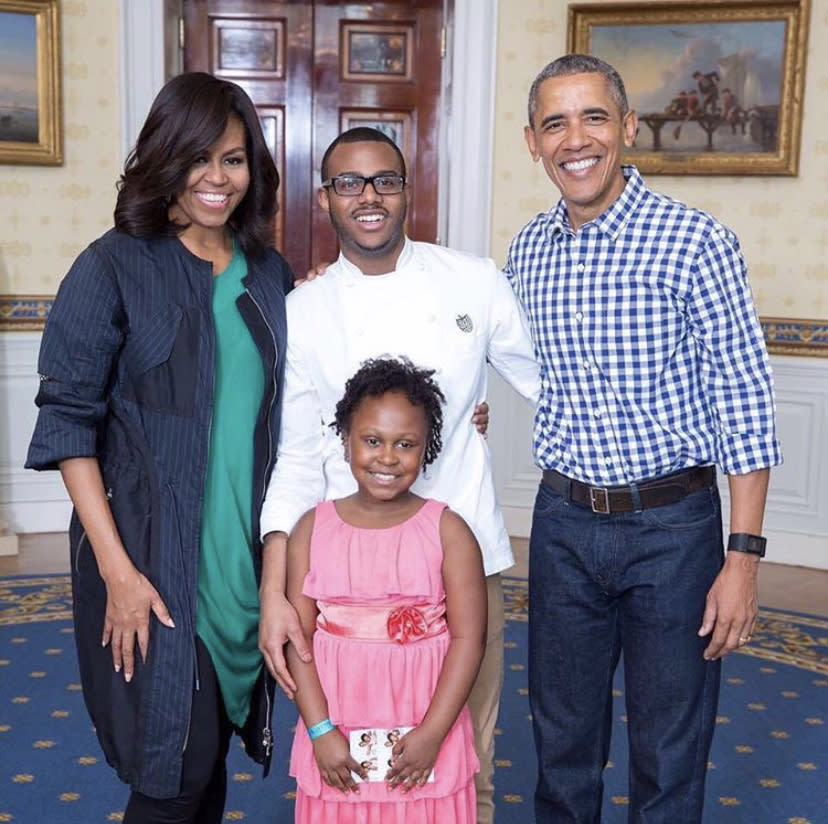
[387,606,428,644]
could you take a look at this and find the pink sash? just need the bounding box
[318,602,447,644]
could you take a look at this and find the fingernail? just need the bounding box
[125,672,132,683]
[166,618,176,628]
[114,664,121,672]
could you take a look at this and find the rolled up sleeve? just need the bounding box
[688,226,782,475]
[26,244,124,471]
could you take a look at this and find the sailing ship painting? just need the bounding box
[591,19,787,156]
[0,10,39,144]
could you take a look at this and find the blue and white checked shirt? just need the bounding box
[505,166,782,486]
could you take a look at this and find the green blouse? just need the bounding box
[197,244,264,727]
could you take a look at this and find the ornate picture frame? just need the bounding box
[0,0,62,165]
[341,23,414,82]
[567,0,810,175]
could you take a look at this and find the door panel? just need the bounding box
[183,0,442,277]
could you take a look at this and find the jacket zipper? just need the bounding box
[244,288,279,507]
[244,287,278,755]
[262,670,273,757]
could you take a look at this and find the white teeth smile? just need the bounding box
[562,158,599,172]
[371,472,396,481]
[356,214,384,223]
[197,192,229,203]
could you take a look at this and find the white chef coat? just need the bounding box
[260,239,540,575]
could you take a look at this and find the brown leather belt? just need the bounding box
[541,466,716,514]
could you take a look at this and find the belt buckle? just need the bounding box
[589,486,610,514]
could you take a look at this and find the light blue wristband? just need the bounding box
[307,718,336,740]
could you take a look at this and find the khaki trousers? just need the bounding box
[467,573,505,824]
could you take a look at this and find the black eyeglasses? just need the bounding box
[321,174,406,196]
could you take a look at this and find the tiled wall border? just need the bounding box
[1,296,826,356]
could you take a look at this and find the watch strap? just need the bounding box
[727,532,767,558]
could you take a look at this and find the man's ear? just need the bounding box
[317,186,331,213]
[622,109,638,148]
[524,124,540,162]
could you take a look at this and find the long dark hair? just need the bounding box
[114,72,279,259]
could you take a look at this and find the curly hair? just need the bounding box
[114,72,279,260]
[333,357,445,468]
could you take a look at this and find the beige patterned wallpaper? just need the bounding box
[1,1,825,339]
[0,1,120,297]
[490,0,827,320]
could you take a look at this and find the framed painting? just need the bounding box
[341,23,414,82]
[0,0,62,165]
[567,1,810,175]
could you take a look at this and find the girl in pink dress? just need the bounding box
[286,357,487,823]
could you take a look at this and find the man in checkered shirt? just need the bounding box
[505,54,782,823]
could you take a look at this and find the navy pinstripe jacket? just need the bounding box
[26,228,292,797]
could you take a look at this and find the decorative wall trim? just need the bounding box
[5,289,826,359]
[0,295,53,331]
[762,317,828,357]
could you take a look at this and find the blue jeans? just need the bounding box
[528,479,723,823]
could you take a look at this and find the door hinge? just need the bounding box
[441,25,446,59]
[179,15,185,51]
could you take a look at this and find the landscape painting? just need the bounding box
[0,0,62,165]
[568,1,810,175]
[0,10,38,143]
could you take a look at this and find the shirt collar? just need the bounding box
[338,236,414,278]
[543,164,646,241]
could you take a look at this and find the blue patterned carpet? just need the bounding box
[1,575,826,823]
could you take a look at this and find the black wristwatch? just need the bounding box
[727,532,767,558]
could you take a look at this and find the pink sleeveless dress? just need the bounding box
[290,499,479,823]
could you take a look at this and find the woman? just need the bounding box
[26,72,292,822]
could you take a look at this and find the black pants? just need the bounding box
[124,637,233,824]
